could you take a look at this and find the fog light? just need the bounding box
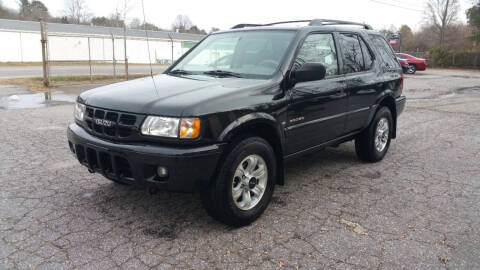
[157,166,168,177]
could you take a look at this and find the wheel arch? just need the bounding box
[217,113,285,185]
[376,95,397,138]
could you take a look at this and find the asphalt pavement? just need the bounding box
[0,69,479,269]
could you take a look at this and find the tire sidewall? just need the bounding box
[217,138,276,224]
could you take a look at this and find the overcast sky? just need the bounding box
[2,0,472,31]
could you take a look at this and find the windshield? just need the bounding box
[170,30,296,78]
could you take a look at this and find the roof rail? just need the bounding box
[231,19,373,30]
[309,19,373,30]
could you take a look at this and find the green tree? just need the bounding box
[467,3,480,41]
[17,0,49,20]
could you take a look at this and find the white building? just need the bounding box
[0,19,204,64]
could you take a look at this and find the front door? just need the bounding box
[285,33,348,155]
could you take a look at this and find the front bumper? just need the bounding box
[67,123,224,192]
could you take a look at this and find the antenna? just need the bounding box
[141,0,154,77]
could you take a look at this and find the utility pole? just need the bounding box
[39,19,50,87]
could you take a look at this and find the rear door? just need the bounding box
[285,32,347,155]
[337,32,379,133]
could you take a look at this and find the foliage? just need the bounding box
[17,0,49,20]
[427,45,452,66]
[427,46,480,68]
[467,4,480,41]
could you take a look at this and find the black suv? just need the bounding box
[68,19,406,226]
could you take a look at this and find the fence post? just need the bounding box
[19,32,24,62]
[124,26,128,80]
[168,33,174,64]
[111,33,116,79]
[88,37,92,82]
[39,19,50,87]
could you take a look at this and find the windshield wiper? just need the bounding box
[202,70,243,78]
[169,69,193,75]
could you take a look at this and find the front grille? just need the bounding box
[84,106,142,140]
[74,144,134,180]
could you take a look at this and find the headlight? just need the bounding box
[74,102,86,121]
[141,116,180,137]
[141,116,200,139]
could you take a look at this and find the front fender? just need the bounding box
[218,112,283,143]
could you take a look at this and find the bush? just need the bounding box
[427,46,451,67]
[427,46,480,68]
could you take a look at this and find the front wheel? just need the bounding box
[355,107,393,162]
[200,137,276,226]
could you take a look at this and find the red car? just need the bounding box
[396,53,427,74]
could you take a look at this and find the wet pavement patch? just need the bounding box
[271,196,287,206]
[143,224,178,239]
[0,91,75,109]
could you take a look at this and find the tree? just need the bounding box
[64,0,91,24]
[425,0,460,45]
[0,1,17,19]
[467,2,480,41]
[172,14,192,32]
[209,27,220,33]
[17,0,49,20]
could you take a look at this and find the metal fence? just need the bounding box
[34,19,202,86]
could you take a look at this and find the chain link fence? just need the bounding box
[34,20,203,86]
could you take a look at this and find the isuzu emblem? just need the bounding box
[95,119,114,127]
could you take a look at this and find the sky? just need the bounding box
[1,0,473,31]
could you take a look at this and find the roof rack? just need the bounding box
[231,19,373,30]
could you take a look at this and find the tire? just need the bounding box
[200,137,276,227]
[355,107,393,162]
[407,64,416,74]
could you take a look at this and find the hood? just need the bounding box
[79,74,273,116]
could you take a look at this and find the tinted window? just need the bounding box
[339,33,364,73]
[359,38,373,70]
[294,33,338,77]
[370,35,399,69]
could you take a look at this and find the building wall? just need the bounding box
[0,30,195,63]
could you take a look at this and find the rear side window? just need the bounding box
[294,33,339,77]
[370,35,399,69]
[338,33,364,73]
[360,38,373,69]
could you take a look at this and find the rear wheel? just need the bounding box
[407,64,416,74]
[200,137,276,226]
[355,107,393,162]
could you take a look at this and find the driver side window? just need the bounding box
[294,33,338,77]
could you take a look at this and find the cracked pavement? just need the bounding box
[1,69,479,269]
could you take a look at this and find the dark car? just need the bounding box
[397,56,409,73]
[396,53,427,74]
[68,19,406,226]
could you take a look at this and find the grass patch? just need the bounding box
[1,74,149,91]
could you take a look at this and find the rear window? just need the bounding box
[369,35,399,69]
[338,33,364,73]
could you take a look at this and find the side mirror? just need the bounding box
[291,63,326,83]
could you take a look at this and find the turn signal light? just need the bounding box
[179,118,200,139]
